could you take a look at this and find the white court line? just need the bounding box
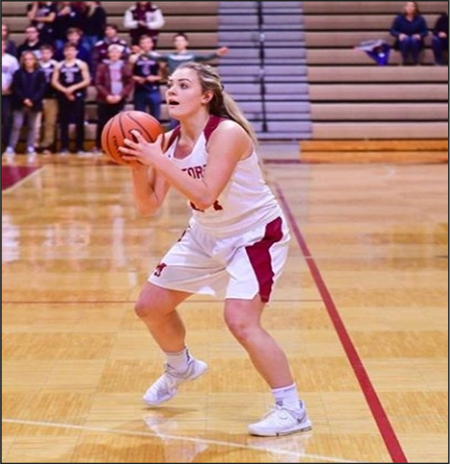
[1,165,44,194]
[2,417,358,463]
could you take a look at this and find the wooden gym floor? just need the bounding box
[2,146,448,463]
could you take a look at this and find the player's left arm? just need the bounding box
[120,120,252,210]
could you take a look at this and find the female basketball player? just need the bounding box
[118,62,312,437]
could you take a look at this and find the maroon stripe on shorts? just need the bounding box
[245,217,283,302]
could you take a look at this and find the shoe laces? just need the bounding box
[259,404,297,424]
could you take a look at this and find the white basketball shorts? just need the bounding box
[148,216,290,302]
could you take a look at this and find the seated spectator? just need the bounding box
[53,2,81,54]
[92,23,130,77]
[157,32,229,76]
[3,51,46,161]
[38,44,59,154]
[94,44,134,152]
[17,25,44,60]
[123,2,165,49]
[78,1,107,51]
[26,1,57,45]
[2,23,17,57]
[51,43,91,155]
[1,40,20,152]
[431,12,449,65]
[390,1,428,65]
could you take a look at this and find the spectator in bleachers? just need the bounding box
[26,1,57,45]
[2,40,20,152]
[3,51,46,161]
[78,1,107,51]
[130,34,163,121]
[123,2,165,50]
[51,42,91,155]
[157,32,229,76]
[94,44,134,152]
[53,2,81,54]
[390,1,428,65]
[431,12,449,65]
[2,23,17,57]
[38,44,59,154]
[55,27,92,73]
[92,23,130,78]
[17,25,44,60]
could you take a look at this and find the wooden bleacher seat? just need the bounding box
[302,1,449,140]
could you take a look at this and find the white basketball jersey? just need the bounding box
[164,116,284,238]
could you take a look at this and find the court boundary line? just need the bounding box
[2,418,358,463]
[274,182,408,464]
[1,165,43,193]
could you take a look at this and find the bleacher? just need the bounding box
[2,1,448,146]
[303,1,449,139]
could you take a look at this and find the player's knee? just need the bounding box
[134,299,156,319]
[225,318,254,344]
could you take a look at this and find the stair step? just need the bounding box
[219,64,308,76]
[219,30,305,42]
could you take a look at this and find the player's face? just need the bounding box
[166,68,212,119]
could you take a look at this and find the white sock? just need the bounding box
[165,348,190,372]
[271,383,301,410]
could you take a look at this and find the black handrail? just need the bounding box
[256,1,268,132]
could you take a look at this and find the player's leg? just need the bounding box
[224,296,312,436]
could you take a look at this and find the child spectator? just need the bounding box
[3,51,46,161]
[53,2,81,54]
[94,44,134,152]
[51,43,91,154]
[157,32,229,76]
[38,44,59,154]
[124,2,165,49]
[92,23,130,78]
[130,34,163,121]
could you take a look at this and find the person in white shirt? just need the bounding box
[2,39,19,152]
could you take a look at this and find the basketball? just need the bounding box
[101,111,164,166]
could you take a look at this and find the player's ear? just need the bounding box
[202,90,213,105]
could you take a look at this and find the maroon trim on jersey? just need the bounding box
[204,115,225,142]
[245,217,283,303]
[166,126,181,150]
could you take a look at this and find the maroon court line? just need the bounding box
[2,166,41,191]
[275,182,408,464]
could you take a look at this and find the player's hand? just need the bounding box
[119,130,164,166]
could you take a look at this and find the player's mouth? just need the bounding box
[168,100,180,106]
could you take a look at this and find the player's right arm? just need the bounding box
[130,132,172,216]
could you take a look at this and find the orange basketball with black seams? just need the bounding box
[101,111,164,166]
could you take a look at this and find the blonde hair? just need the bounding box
[174,62,257,145]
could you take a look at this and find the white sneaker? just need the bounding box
[3,147,15,157]
[248,401,312,437]
[143,357,208,406]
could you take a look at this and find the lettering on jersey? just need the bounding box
[153,262,167,277]
[182,164,205,179]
